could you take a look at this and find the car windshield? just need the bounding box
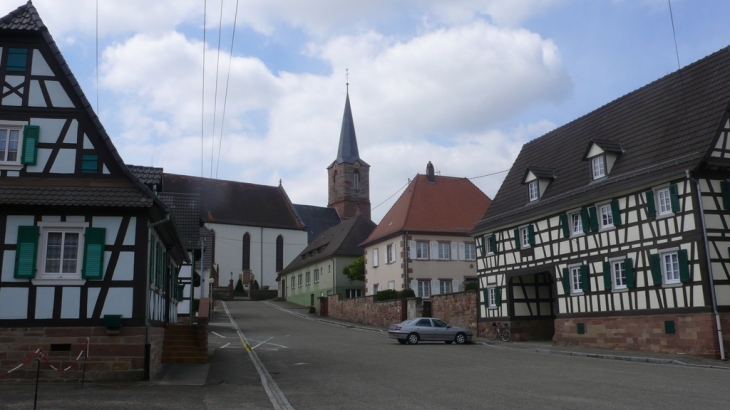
[432,319,448,328]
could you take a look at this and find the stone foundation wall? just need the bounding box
[0,326,164,382]
[553,312,720,357]
[327,295,404,328]
[478,318,554,341]
[430,291,477,334]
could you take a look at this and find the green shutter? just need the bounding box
[148,236,155,284]
[669,183,680,213]
[6,47,28,71]
[514,228,520,249]
[588,206,598,231]
[603,261,612,291]
[82,227,106,279]
[650,254,662,286]
[625,258,635,289]
[580,208,590,233]
[645,190,656,218]
[494,287,502,306]
[561,214,570,238]
[482,289,489,307]
[156,244,162,287]
[580,265,590,292]
[664,321,676,334]
[562,268,571,294]
[479,235,486,256]
[177,283,184,300]
[81,154,98,174]
[14,226,39,279]
[678,249,691,283]
[611,199,622,226]
[528,224,535,246]
[490,234,497,254]
[21,125,39,165]
[721,181,730,210]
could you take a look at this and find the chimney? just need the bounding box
[426,161,435,183]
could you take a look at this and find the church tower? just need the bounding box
[327,91,371,221]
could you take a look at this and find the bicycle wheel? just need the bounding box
[500,329,511,342]
[486,327,498,341]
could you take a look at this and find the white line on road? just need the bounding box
[222,301,294,410]
[252,337,273,350]
[211,331,226,338]
[220,342,231,349]
[248,340,289,349]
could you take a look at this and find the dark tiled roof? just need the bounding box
[282,214,376,274]
[127,165,164,186]
[158,193,200,250]
[526,167,556,180]
[473,46,730,233]
[162,173,305,230]
[0,1,43,31]
[361,174,492,247]
[591,139,624,154]
[0,185,153,207]
[292,204,342,243]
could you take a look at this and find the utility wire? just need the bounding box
[667,0,688,116]
[210,0,225,178]
[201,0,207,178]
[216,0,240,179]
[95,0,99,116]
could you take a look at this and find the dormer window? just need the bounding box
[522,167,555,203]
[583,139,623,181]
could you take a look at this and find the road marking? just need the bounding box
[220,343,231,349]
[252,337,273,350]
[223,301,294,410]
[211,331,226,338]
[249,339,289,349]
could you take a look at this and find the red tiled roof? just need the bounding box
[361,174,491,246]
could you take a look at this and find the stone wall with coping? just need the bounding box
[430,290,477,334]
[553,312,720,357]
[0,326,165,381]
[326,294,404,328]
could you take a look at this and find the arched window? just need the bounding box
[242,233,251,270]
[354,171,360,191]
[333,171,337,193]
[276,235,284,272]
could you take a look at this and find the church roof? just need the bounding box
[329,93,369,168]
[292,204,342,243]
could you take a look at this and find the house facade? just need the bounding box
[471,46,730,357]
[362,162,491,298]
[280,214,375,305]
[0,2,188,380]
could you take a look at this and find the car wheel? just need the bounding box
[455,332,466,344]
[444,341,453,344]
[397,339,407,345]
[407,333,419,345]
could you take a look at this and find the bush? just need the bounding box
[400,288,415,298]
[234,278,244,292]
[464,282,479,291]
[375,288,416,301]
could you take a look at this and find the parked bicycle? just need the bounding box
[486,322,511,342]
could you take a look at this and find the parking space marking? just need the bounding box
[220,343,231,349]
[248,339,289,349]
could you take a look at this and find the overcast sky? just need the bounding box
[6,0,730,222]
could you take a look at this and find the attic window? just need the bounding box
[583,139,623,181]
[6,48,28,72]
[528,181,538,202]
[523,167,555,203]
[591,155,605,179]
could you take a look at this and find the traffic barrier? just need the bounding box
[0,337,89,378]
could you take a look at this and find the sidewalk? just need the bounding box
[265,299,730,370]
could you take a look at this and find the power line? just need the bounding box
[216,0,241,179]
[210,0,225,178]
[201,0,207,178]
[95,0,99,116]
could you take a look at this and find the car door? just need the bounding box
[414,318,434,340]
[431,319,452,341]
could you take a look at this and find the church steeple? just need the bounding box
[327,90,371,221]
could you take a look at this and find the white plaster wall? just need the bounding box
[206,223,307,290]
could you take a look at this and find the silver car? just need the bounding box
[388,317,473,345]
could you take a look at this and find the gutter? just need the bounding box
[686,170,726,360]
[331,257,336,296]
[403,232,409,290]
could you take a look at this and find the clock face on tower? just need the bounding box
[354,161,361,168]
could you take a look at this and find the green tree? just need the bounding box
[342,256,365,283]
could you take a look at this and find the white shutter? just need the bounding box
[372,249,378,267]
[452,279,460,293]
[409,240,416,259]
[431,241,439,260]
[450,242,457,260]
[410,279,418,294]
[431,279,440,295]
[458,243,466,260]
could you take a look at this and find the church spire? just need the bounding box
[335,92,363,164]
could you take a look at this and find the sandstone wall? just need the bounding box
[430,290,477,333]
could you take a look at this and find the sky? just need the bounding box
[5,0,730,222]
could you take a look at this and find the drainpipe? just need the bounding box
[686,170,726,360]
[331,257,336,296]
[403,232,409,290]
[144,213,170,380]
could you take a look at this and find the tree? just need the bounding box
[342,256,365,283]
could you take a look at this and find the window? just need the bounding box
[291,277,295,289]
[43,230,81,278]
[417,280,430,298]
[612,260,626,290]
[346,289,362,298]
[242,233,250,270]
[416,318,432,327]
[6,48,28,72]
[647,184,679,218]
[488,287,497,308]
[305,271,310,285]
[387,244,395,263]
[354,171,360,191]
[275,235,284,271]
[81,155,98,174]
[663,252,680,284]
[657,188,671,215]
[528,180,539,201]
[591,155,605,179]
[437,242,450,260]
[0,126,20,164]
[415,241,429,259]
[314,268,319,283]
[333,171,337,192]
[298,274,302,287]
[570,266,582,294]
[439,280,451,294]
[570,212,583,235]
[521,228,530,249]
[388,281,395,290]
[373,284,379,294]
[372,248,379,267]
[464,243,475,261]
[599,204,613,229]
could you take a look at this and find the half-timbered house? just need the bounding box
[472,46,730,357]
[0,2,188,380]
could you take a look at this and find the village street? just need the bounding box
[2,299,730,409]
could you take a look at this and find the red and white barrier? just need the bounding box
[0,338,89,377]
